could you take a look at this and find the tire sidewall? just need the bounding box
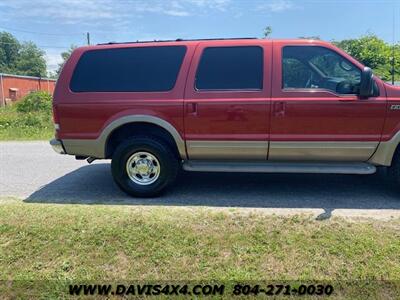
[111,137,178,197]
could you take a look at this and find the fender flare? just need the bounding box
[61,115,186,159]
[100,115,186,159]
[369,131,400,166]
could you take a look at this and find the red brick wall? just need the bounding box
[0,74,56,106]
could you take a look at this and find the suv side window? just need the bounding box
[70,46,186,92]
[195,46,263,90]
[282,46,361,95]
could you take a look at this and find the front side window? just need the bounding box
[195,46,263,90]
[70,46,186,92]
[282,46,361,94]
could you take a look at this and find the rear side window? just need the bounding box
[195,46,263,90]
[70,46,186,92]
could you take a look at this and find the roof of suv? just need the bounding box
[97,37,259,45]
[74,37,334,53]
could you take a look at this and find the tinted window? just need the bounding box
[195,46,263,90]
[70,46,186,92]
[282,46,361,94]
[282,58,313,88]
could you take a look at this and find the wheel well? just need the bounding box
[105,122,180,159]
[391,143,400,165]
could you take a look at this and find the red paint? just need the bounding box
[53,39,400,145]
[380,83,400,141]
[54,41,196,140]
[183,40,272,141]
[270,40,388,142]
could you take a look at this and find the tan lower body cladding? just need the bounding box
[186,140,379,162]
[269,141,378,161]
[61,135,399,167]
[186,140,268,160]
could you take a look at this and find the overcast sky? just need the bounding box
[0,0,399,73]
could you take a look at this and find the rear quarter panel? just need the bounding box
[53,42,197,141]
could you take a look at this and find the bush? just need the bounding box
[16,91,52,113]
[0,94,54,140]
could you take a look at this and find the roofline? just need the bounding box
[0,73,56,81]
[94,38,332,48]
[97,37,258,46]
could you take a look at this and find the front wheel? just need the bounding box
[111,137,179,197]
[387,147,400,185]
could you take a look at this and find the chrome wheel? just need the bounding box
[126,151,160,185]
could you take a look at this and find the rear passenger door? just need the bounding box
[184,41,272,160]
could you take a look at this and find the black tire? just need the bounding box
[111,136,179,197]
[388,149,400,185]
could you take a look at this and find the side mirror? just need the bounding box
[359,67,374,98]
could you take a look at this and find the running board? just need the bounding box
[182,161,377,175]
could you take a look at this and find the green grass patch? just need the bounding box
[0,91,54,140]
[0,198,399,298]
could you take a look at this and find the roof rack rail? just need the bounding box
[97,37,258,46]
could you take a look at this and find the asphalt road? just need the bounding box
[1,141,400,220]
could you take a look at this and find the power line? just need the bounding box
[0,25,83,36]
[0,41,73,49]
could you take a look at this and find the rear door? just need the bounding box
[269,41,387,161]
[183,40,272,160]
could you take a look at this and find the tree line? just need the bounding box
[0,31,399,82]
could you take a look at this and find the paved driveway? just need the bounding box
[1,141,400,220]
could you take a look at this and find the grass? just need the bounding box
[0,105,53,140]
[0,197,399,298]
[0,91,54,140]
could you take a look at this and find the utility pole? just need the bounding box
[392,7,395,85]
[86,32,91,45]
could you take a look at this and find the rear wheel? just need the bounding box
[111,137,179,197]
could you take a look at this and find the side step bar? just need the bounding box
[182,161,377,175]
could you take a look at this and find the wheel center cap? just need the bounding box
[136,160,150,175]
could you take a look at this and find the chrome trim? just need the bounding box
[186,140,267,160]
[269,141,378,161]
[126,151,160,185]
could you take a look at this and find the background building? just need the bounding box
[0,73,56,106]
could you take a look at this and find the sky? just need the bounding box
[0,0,399,74]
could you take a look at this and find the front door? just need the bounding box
[184,41,272,160]
[269,42,387,161]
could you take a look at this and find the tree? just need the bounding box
[56,45,77,75]
[334,34,400,82]
[0,32,20,74]
[0,31,47,77]
[263,26,272,39]
[15,42,46,77]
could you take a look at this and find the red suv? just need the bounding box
[51,38,400,197]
